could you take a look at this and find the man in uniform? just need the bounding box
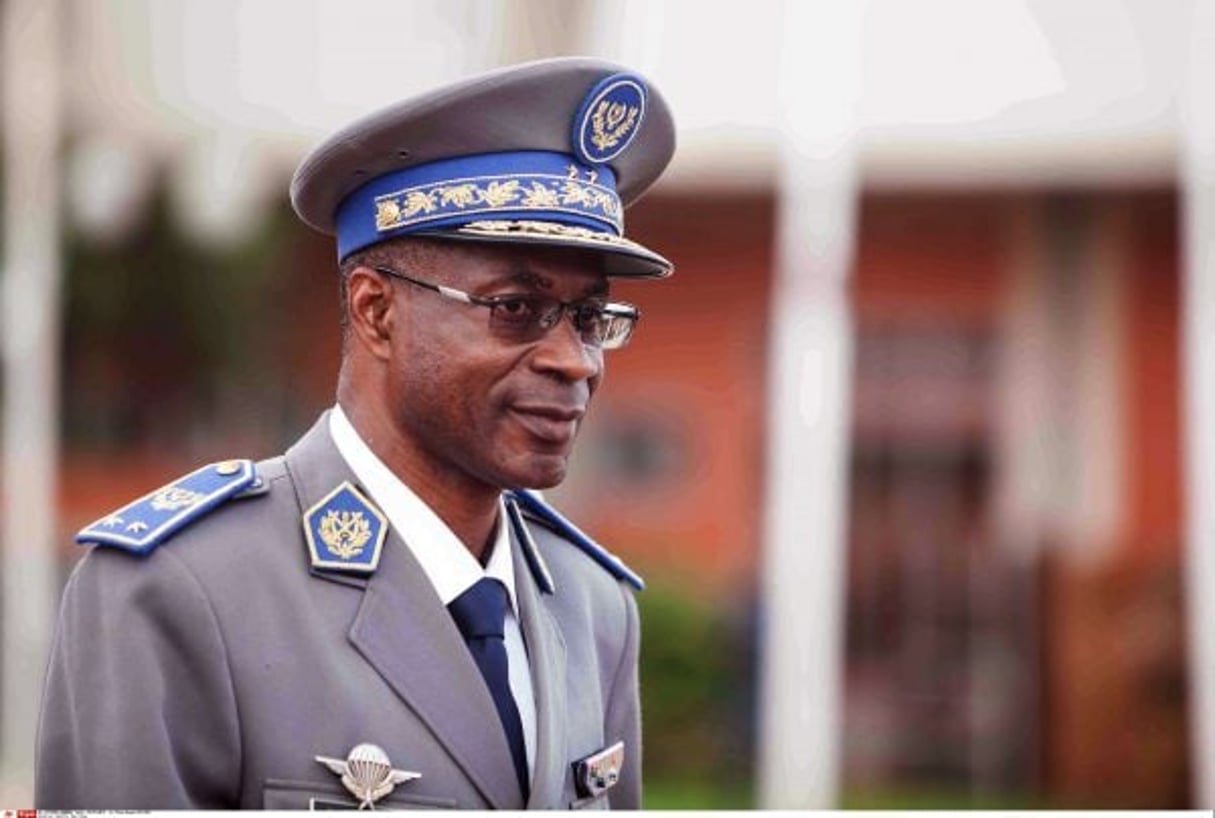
[36,57,675,809]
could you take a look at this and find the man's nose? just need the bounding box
[531,312,603,382]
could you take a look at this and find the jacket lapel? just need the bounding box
[349,529,523,808]
[512,528,569,809]
[283,414,523,808]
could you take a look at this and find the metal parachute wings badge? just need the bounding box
[315,743,421,809]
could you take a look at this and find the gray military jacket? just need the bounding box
[36,414,642,809]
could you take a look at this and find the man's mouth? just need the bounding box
[508,404,585,445]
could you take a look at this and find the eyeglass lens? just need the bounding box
[487,296,635,349]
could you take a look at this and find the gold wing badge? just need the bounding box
[316,743,421,809]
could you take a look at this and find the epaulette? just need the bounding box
[507,489,644,591]
[76,460,260,555]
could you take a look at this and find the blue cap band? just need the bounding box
[335,150,621,260]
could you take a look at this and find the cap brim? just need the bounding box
[416,220,672,279]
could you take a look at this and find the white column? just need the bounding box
[1,0,63,804]
[1182,0,1215,807]
[994,199,1129,565]
[758,0,865,808]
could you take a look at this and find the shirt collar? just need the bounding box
[328,405,518,614]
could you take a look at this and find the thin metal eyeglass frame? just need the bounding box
[372,264,640,350]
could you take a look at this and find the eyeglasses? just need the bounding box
[373,265,640,350]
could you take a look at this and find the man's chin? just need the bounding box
[500,454,569,491]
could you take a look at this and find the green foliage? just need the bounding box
[644,776,754,810]
[638,579,755,808]
[62,173,304,450]
[841,787,1043,810]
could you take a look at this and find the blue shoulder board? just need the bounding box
[76,460,258,555]
[508,489,645,591]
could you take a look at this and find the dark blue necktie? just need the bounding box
[448,578,529,800]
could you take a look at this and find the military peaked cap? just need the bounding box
[290,57,676,277]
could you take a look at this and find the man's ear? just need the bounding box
[346,266,396,361]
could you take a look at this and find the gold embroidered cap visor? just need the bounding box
[422,218,672,279]
[289,57,676,278]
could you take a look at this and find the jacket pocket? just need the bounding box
[569,792,610,810]
[263,778,459,809]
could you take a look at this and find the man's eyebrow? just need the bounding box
[497,269,610,298]
[503,270,552,290]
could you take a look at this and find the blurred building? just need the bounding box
[9,0,1202,808]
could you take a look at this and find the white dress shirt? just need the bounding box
[328,406,537,777]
